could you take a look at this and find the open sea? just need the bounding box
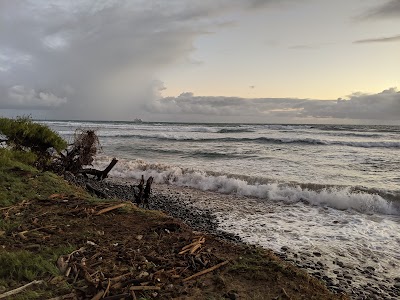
[43,120,400,294]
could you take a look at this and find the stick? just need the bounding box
[281,287,292,300]
[102,279,111,298]
[130,286,161,291]
[90,290,104,300]
[102,294,131,300]
[183,261,229,282]
[181,238,205,251]
[0,280,44,299]
[190,243,202,254]
[46,293,76,300]
[178,248,192,255]
[109,272,132,284]
[95,203,126,215]
[131,291,137,300]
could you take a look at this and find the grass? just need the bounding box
[0,149,89,298]
[0,148,93,207]
[0,250,59,282]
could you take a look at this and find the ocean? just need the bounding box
[43,120,400,294]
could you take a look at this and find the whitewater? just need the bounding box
[44,120,400,297]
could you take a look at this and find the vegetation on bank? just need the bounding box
[0,117,343,299]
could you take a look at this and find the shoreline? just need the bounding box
[1,151,341,300]
[74,175,400,299]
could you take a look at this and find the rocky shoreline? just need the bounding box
[67,174,400,300]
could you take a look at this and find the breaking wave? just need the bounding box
[96,134,400,149]
[94,157,399,216]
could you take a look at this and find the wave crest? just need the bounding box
[94,157,399,215]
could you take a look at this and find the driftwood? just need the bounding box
[134,175,153,208]
[57,130,102,174]
[80,158,118,181]
[143,176,153,208]
[179,237,205,255]
[0,280,44,299]
[183,261,229,282]
[86,183,108,198]
[95,203,126,215]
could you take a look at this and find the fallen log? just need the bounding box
[80,158,118,180]
[183,261,229,282]
[0,280,44,299]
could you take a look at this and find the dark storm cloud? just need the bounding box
[0,0,281,119]
[148,88,400,121]
[354,34,400,44]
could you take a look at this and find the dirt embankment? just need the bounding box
[1,187,346,300]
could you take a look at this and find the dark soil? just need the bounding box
[0,173,347,300]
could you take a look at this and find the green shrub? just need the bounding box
[0,116,66,167]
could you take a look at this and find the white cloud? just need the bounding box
[3,85,67,109]
[148,88,400,122]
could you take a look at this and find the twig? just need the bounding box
[0,200,30,211]
[102,279,111,298]
[17,225,57,239]
[102,294,130,300]
[130,286,161,291]
[95,203,126,215]
[183,261,229,282]
[109,272,132,284]
[90,290,104,300]
[190,243,202,254]
[66,247,86,261]
[131,290,137,300]
[46,292,76,300]
[281,287,292,300]
[0,280,44,299]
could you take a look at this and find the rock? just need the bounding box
[313,252,321,257]
[224,291,239,300]
[138,271,149,278]
[336,261,345,268]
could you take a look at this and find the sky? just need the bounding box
[0,0,399,124]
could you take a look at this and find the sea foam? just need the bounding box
[94,156,398,216]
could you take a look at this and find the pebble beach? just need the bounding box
[69,175,400,300]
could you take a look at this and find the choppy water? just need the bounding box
[43,120,400,295]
